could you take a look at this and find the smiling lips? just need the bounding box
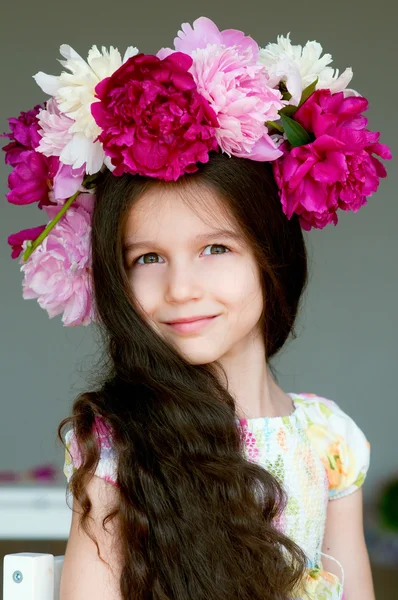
[164,315,219,334]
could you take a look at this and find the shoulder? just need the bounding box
[293,393,371,499]
[63,415,118,487]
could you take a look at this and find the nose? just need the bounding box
[164,260,203,304]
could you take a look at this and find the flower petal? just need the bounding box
[33,72,61,96]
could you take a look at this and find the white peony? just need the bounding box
[258,33,357,106]
[34,44,139,173]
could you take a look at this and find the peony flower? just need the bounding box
[1,105,43,165]
[21,194,95,326]
[157,15,258,60]
[259,33,356,106]
[92,52,219,181]
[52,162,85,204]
[8,225,46,259]
[273,89,392,230]
[2,105,62,207]
[36,98,74,158]
[6,151,59,207]
[34,44,139,173]
[189,43,284,161]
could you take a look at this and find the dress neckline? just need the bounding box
[237,392,303,424]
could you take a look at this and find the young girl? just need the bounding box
[3,16,391,600]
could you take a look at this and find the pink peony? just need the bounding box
[91,52,219,181]
[36,98,74,158]
[8,225,46,259]
[189,44,284,161]
[52,162,85,204]
[273,89,392,230]
[21,194,95,326]
[157,16,259,60]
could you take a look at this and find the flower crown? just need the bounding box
[2,17,392,327]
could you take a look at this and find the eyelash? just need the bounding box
[133,244,231,266]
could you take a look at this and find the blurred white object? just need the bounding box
[3,553,64,600]
[0,486,71,539]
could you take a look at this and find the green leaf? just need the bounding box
[279,104,297,118]
[280,114,312,148]
[299,78,318,106]
[265,120,284,133]
[279,78,318,118]
[281,90,292,101]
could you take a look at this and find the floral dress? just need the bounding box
[64,393,370,599]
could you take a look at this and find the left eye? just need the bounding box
[202,244,230,256]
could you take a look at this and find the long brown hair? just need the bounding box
[59,152,309,599]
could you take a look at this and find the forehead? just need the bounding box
[123,181,238,243]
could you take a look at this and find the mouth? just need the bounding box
[163,315,219,334]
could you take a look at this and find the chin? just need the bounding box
[172,341,225,365]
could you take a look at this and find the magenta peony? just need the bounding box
[2,106,62,207]
[6,152,59,207]
[273,89,392,230]
[21,194,95,326]
[91,52,219,181]
[1,105,43,166]
[8,226,47,259]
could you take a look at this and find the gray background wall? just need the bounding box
[0,0,396,501]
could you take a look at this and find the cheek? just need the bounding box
[215,260,263,311]
[127,268,162,316]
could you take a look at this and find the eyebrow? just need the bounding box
[123,229,245,253]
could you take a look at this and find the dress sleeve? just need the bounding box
[63,415,119,487]
[301,394,371,500]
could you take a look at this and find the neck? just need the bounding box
[216,328,294,420]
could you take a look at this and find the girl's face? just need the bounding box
[123,183,264,365]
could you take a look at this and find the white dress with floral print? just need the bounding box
[64,392,370,600]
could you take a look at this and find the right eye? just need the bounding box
[135,253,163,265]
